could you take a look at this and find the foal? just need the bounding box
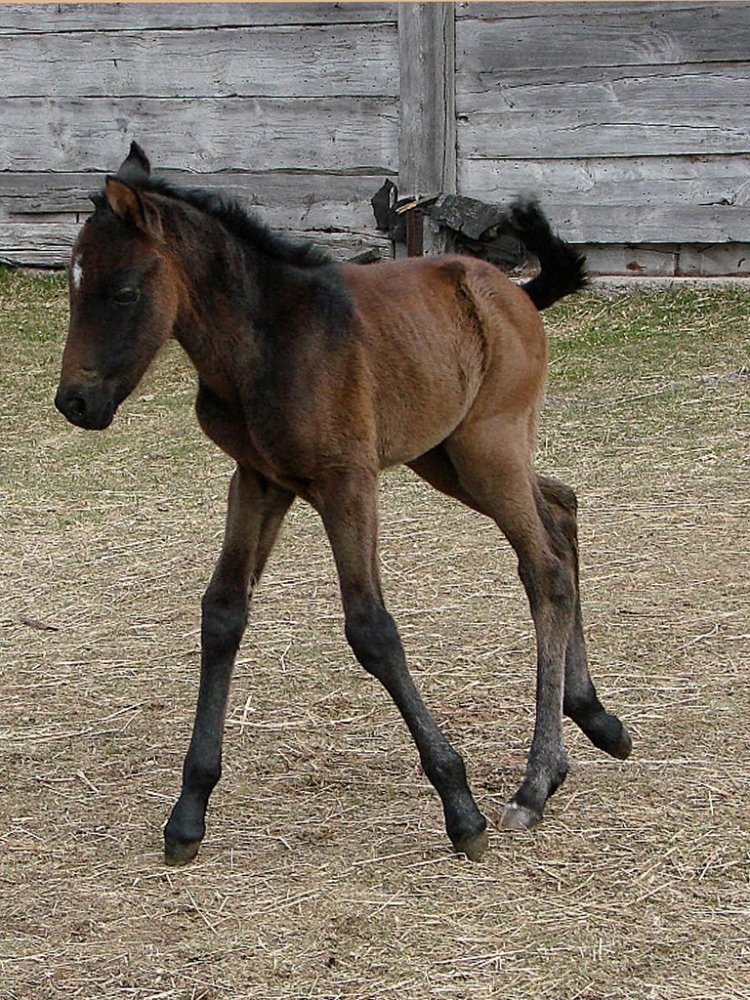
[56,143,631,864]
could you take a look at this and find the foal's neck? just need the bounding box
[169,209,263,388]
[165,197,345,403]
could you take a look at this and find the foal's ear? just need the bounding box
[104,177,162,238]
[118,141,151,183]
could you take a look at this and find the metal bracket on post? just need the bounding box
[395,195,438,257]
[406,209,424,257]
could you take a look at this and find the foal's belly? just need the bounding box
[375,371,483,470]
[373,336,485,468]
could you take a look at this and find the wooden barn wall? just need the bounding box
[455,1,750,275]
[1,1,749,275]
[0,2,398,267]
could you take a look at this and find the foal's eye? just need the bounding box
[113,286,140,306]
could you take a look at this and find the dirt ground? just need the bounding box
[1,273,749,999]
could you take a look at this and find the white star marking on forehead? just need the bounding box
[71,255,83,291]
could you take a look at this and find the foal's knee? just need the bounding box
[519,554,576,617]
[345,602,405,680]
[201,587,247,658]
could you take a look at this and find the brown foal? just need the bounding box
[55,144,631,865]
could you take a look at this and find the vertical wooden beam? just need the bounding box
[398,2,456,254]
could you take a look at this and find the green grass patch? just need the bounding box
[546,286,749,393]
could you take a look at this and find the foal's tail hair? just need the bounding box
[509,197,588,310]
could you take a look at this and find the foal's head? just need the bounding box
[55,143,180,430]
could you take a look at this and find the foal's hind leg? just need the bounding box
[445,432,576,830]
[314,468,488,860]
[537,476,632,760]
[164,467,293,865]
[410,451,632,762]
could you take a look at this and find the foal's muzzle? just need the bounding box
[55,383,116,430]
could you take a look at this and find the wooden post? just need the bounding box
[398,2,456,255]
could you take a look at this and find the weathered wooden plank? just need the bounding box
[457,2,750,74]
[579,242,750,277]
[296,229,393,262]
[0,97,399,174]
[0,171,390,232]
[458,111,750,161]
[457,63,750,118]
[542,242,750,277]
[543,204,750,245]
[0,23,399,99]
[460,155,750,209]
[0,222,393,269]
[398,2,456,199]
[460,59,750,98]
[579,245,678,277]
[0,223,78,267]
[677,243,750,276]
[457,1,723,18]
[0,3,398,33]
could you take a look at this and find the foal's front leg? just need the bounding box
[164,467,293,865]
[316,469,488,860]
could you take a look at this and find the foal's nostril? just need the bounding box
[55,389,88,424]
[67,395,87,420]
[55,385,116,430]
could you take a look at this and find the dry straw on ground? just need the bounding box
[1,273,748,999]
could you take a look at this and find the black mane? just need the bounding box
[94,174,334,270]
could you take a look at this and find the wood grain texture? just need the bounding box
[454,0,750,250]
[457,61,750,119]
[459,155,750,243]
[581,242,750,276]
[3,1,750,272]
[398,2,456,254]
[398,2,456,198]
[0,3,398,33]
[460,156,750,208]
[0,97,399,174]
[0,4,398,267]
[457,2,750,72]
[545,204,749,245]
[459,117,749,161]
[0,222,393,269]
[1,22,399,99]
[0,171,391,232]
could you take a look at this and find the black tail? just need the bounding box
[508,197,588,310]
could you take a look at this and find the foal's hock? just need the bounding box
[56,143,631,865]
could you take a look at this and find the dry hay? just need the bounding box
[1,273,749,999]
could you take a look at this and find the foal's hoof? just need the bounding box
[501,801,541,831]
[610,723,633,760]
[586,712,633,760]
[452,826,490,862]
[164,836,202,866]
